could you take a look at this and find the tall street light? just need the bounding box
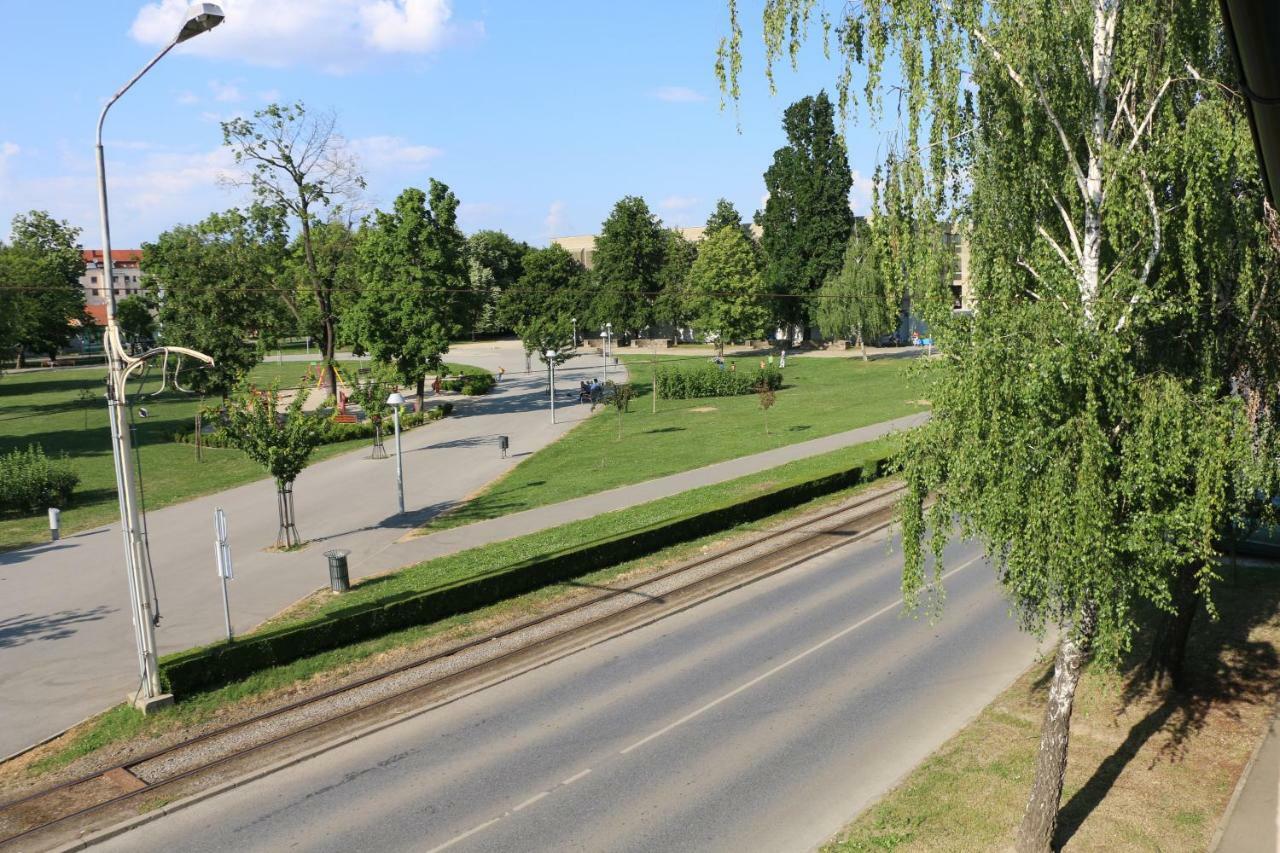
[386,392,406,514]
[96,2,225,712]
[601,322,612,384]
[545,350,558,424]
[571,318,577,350]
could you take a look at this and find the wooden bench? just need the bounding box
[333,412,358,424]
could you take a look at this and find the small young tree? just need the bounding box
[222,385,320,548]
[816,226,893,361]
[346,365,394,458]
[606,381,634,439]
[756,382,776,435]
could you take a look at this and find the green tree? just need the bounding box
[222,102,366,400]
[590,196,667,335]
[0,212,87,366]
[345,363,396,456]
[222,384,320,548]
[685,226,770,355]
[280,218,361,351]
[721,2,1280,849]
[816,225,894,360]
[347,182,469,413]
[143,207,286,398]
[704,198,755,245]
[499,244,587,334]
[114,296,155,354]
[467,230,530,336]
[755,91,853,337]
[654,228,699,332]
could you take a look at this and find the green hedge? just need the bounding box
[0,445,80,516]
[158,454,890,697]
[441,372,495,395]
[171,403,454,447]
[655,365,782,399]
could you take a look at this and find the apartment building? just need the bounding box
[81,249,143,306]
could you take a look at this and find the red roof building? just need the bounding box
[81,248,144,306]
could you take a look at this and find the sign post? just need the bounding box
[214,507,234,642]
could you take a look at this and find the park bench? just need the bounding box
[333,412,358,424]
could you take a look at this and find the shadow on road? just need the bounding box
[0,605,116,648]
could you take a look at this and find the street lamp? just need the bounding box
[386,392,406,514]
[571,318,577,350]
[96,2,224,712]
[545,350,558,423]
[601,322,613,384]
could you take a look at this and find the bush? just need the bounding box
[655,365,782,399]
[0,445,80,516]
[441,372,495,396]
[157,454,890,696]
[171,403,454,448]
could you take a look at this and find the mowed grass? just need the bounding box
[824,564,1280,851]
[9,436,898,781]
[0,361,482,551]
[425,353,926,529]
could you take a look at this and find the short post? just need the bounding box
[499,435,509,458]
[48,507,61,542]
[213,507,234,642]
[325,549,351,593]
[194,410,203,462]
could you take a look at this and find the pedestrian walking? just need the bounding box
[431,375,442,396]
[780,349,787,368]
[497,366,505,383]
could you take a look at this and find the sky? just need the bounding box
[0,0,902,250]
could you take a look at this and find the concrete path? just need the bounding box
[0,341,612,758]
[98,529,1042,853]
[384,411,928,571]
[1214,712,1280,852]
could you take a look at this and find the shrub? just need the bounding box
[655,365,782,399]
[171,403,454,448]
[441,372,495,396]
[0,445,80,516]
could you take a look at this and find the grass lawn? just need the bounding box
[425,353,926,530]
[0,360,484,552]
[5,436,898,781]
[824,563,1280,851]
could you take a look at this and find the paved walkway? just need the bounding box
[1214,712,1280,852]
[0,345,923,759]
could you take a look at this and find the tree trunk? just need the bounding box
[1016,602,1097,852]
[15,346,25,369]
[322,316,338,401]
[1147,562,1201,691]
[858,331,868,362]
[416,376,426,416]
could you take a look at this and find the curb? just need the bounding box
[1208,702,1280,852]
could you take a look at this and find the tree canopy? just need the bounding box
[590,195,667,335]
[685,226,770,354]
[816,224,894,359]
[0,212,87,364]
[467,230,530,336]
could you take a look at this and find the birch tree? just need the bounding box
[720,1,1280,849]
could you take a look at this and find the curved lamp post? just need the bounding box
[386,392,406,514]
[96,3,224,711]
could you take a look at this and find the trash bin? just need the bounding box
[48,507,61,542]
[499,435,509,458]
[325,549,351,593]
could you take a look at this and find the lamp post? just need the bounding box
[96,2,224,712]
[601,322,612,384]
[386,392,406,514]
[571,318,577,350]
[545,350,558,424]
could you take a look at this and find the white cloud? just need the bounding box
[660,195,698,211]
[544,200,567,237]
[350,135,443,170]
[210,80,244,102]
[652,86,707,103]
[176,90,200,105]
[131,0,478,73]
[1,142,20,161]
[848,170,874,214]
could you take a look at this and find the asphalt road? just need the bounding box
[100,527,1043,853]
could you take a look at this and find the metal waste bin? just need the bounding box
[325,549,351,593]
[499,435,509,458]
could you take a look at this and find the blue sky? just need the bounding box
[0,1,900,249]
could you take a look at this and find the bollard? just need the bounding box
[48,508,61,542]
[325,549,351,593]
[498,435,509,458]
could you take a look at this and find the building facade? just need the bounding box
[81,249,143,306]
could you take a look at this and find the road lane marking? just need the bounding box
[423,767,593,851]
[618,553,984,755]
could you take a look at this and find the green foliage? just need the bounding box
[467,230,530,335]
[158,453,892,697]
[0,445,79,516]
[143,207,286,397]
[607,380,634,438]
[654,229,699,329]
[705,197,755,243]
[0,211,87,360]
[654,364,781,399]
[440,372,496,395]
[685,226,770,351]
[347,183,470,399]
[221,385,321,487]
[817,224,894,355]
[114,296,154,350]
[499,244,586,332]
[175,403,452,449]
[590,195,668,334]
[518,315,576,367]
[756,91,854,330]
[344,363,396,425]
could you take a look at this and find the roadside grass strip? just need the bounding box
[823,563,1280,852]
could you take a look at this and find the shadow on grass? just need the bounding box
[1053,564,1280,847]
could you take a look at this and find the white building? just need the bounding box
[81,249,143,306]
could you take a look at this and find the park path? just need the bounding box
[0,345,923,759]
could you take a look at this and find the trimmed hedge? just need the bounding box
[158,454,891,697]
[441,372,495,396]
[655,365,782,399]
[171,403,454,447]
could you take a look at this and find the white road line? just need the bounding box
[561,768,592,785]
[619,553,984,755]
[424,817,501,853]
[512,790,550,812]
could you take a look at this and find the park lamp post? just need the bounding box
[95,2,224,712]
[545,350,558,424]
[386,392,406,514]
[571,318,577,350]
[600,322,613,384]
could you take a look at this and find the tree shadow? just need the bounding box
[0,605,116,647]
[642,427,686,435]
[1054,563,1280,846]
